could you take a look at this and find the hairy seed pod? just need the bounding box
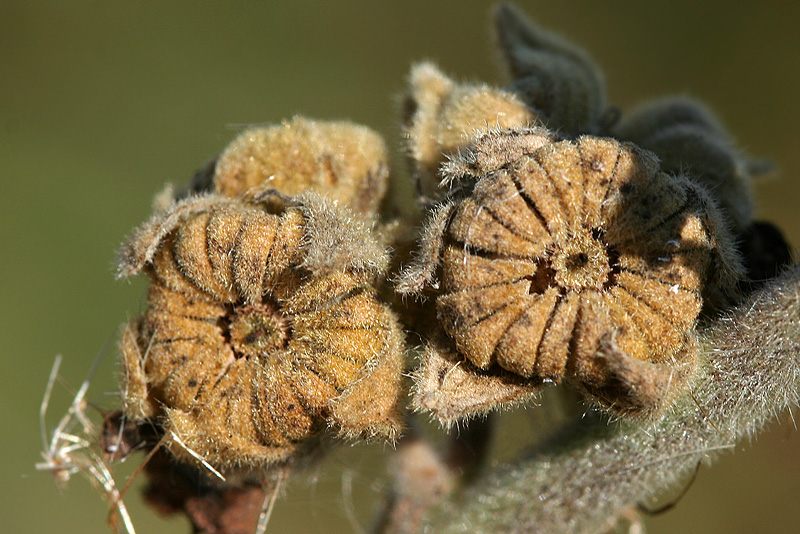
[118,193,404,470]
[188,117,389,215]
[400,130,743,418]
[404,62,540,199]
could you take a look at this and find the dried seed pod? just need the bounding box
[494,3,607,134]
[188,116,389,215]
[614,97,755,234]
[399,130,743,421]
[118,193,404,470]
[404,62,540,199]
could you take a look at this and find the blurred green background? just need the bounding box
[3,2,799,533]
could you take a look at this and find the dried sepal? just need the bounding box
[493,3,607,134]
[404,62,540,199]
[411,338,539,428]
[614,97,755,234]
[440,126,554,189]
[118,193,405,471]
[394,200,455,296]
[196,116,389,215]
[571,332,699,419]
[294,192,389,278]
[400,131,743,423]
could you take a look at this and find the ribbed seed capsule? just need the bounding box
[401,130,743,419]
[118,194,404,470]
[439,134,736,379]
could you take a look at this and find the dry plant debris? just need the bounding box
[37,356,139,534]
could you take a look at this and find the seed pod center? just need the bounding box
[228,301,290,357]
[551,232,610,291]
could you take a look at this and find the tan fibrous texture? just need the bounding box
[411,338,539,426]
[494,3,607,135]
[404,62,540,199]
[613,97,755,234]
[209,116,389,215]
[399,130,743,419]
[117,194,404,471]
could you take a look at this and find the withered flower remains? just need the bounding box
[117,192,404,471]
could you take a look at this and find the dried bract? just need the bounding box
[190,116,389,215]
[117,193,404,471]
[399,130,743,422]
[411,337,538,425]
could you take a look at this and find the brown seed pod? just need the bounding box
[118,193,405,471]
[404,62,540,199]
[399,129,743,421]
[186,116,389,215]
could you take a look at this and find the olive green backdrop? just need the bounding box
[3,2,799,533]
